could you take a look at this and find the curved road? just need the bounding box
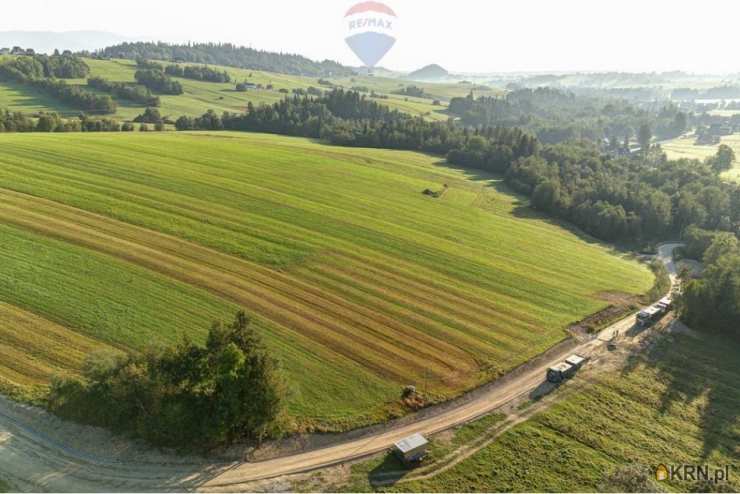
[0,244,683,492]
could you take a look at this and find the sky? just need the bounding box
[1,0,739,74]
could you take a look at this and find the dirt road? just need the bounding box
[0,245,682,492]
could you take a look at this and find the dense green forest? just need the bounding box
[94,42,353,77]
[679,228,739,334]
[448,88,689,144]
[175,89,537,157]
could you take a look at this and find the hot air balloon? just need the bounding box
[344,1,397,68]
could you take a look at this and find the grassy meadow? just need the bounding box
[662,134,740,183]
[371,332,740,492]
[0,57,461,122]
[0,132,653,430]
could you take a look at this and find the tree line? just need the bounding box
[448,89,690,145]
[0,55,115,113]
[49,312,285,449]
[0,52,89,79]
[678,229,739,337]
[175,89,539,164]
[88,77,160,107]
[500,143,738,243]
[165,64,231,83]
[94,41,352,77]
[0,109,163,133]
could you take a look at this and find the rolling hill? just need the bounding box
[409,64,449,81]
[0,131,653,430]
[0,57,499,123]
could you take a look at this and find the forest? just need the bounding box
[448,88,689,144]
[94,41,353,77]
[679,228,739,335]
[164,64,231,83]
[175,89,537,159]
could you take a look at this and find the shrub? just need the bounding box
[48,311,287,449]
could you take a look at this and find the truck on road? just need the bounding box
[547,355,586,384]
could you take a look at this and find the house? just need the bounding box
[0,48,9,55]
[394,433,429,465]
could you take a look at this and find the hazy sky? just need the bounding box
[2,0,739,73]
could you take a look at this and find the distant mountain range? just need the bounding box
[0,31,135,54]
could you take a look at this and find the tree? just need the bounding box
[710,144,736,173]
[638,123,652,154]
[134,107,163,124]
[672,112,688,136]
[678,236,740,336]
[48,311,287,449]
[703,232,738,266]
[531,180,561,212]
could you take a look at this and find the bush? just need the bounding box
[48,311,287,449]
[133,107,163,124]
[135,69,183,95]
[599,464,664,493]
[88,77,160,107]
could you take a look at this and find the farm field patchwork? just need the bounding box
[0,132,653,430]
[662,134,740,183]
[384,332,740,493]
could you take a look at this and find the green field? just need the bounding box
[662,134,740,183]
[0,57,461,122]
[377,332,740,492]
[0,132,653,430]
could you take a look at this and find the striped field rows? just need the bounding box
[0,132,654,429]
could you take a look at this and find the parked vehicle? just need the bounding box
[547,354,587,383]
[636,306,662,327]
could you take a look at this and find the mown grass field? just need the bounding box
[376,332,739,492]
[0,132,653,430]
[662,134,740,183]
[0,57,458,122]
